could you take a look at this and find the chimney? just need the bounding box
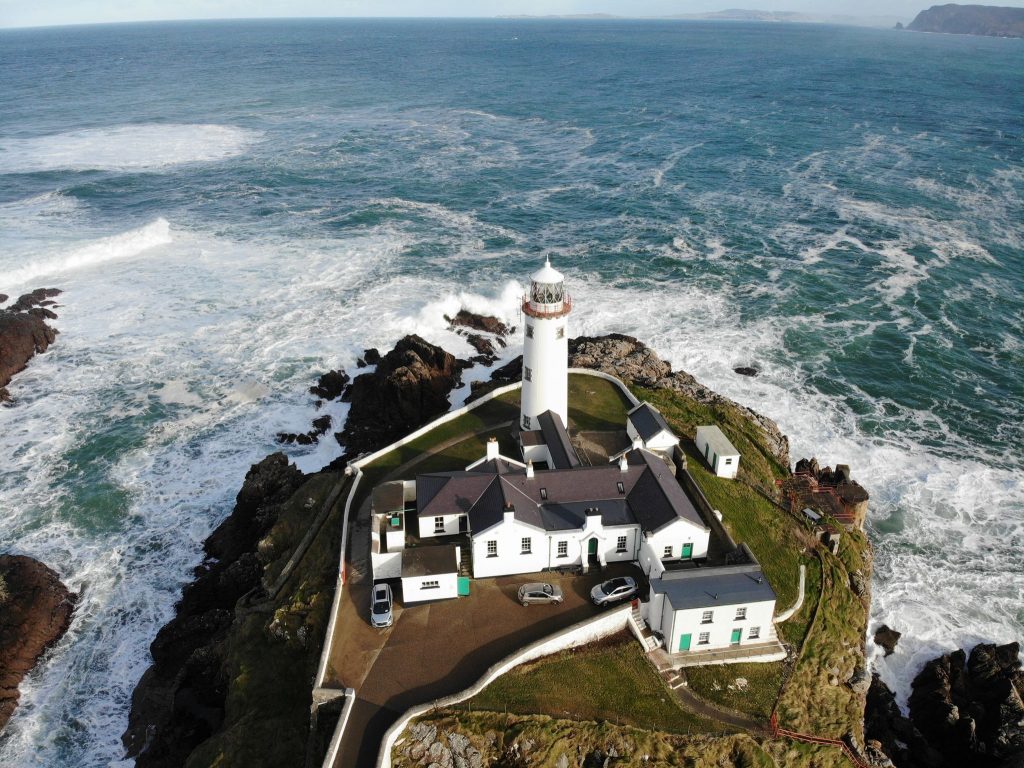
[486,436,499,461]
[503,502,515,525]
[619,454,629,472]
[632,436,643,451]
[526,460,534,478]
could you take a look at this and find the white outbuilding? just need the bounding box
[401,544,460,604]
[695,425,740,479]
[626,402,680,458]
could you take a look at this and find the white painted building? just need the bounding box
[695,425,741,479]
[520,258,571,432]
[625,402,680,458]
[401,545,460,604]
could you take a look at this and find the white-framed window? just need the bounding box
[701,610,714,624]
[725,458,733,465]
[486,540,497,557]
[616,481,624,494]
[749,626,761,639]
[616,535,627,552]
[434,516,445,534]
[698,632,710,645]
[557,541,568,558]
[422,580,439,589]
[526,324,534,338]
[735,607,747,621]
[663,545,673,558]
[556,325,565,339]
[521,537,532,555]
[539,488,548,500]
[524,366,532,382]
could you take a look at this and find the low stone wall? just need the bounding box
[375,604,632,768]
[567,366,641,407]
[677,465,737,552]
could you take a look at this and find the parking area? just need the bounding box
[326,555,643,768]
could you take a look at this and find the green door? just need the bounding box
[681,542,693,559]
[588,538,598,555]
[730,628,742,645]
[679,633,692,652]
[458,577,471,597]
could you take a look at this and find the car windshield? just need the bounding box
[607,579,624,590]
[372,602,388,614]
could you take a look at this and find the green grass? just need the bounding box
[468,636,720,734]
[567,373,632,431]
[684,662,785,722]
[777,553,823,649]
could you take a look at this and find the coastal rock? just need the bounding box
[0,287,62,403]
[123,453,305,766]
[874,625,902,657]
[907,4,1024,38]
[308,369,350,401]
[276,414,333,446]
[336,334,461,459]
[864,673,943,768]
[0,554,77,731]
[734,366,759,377]
[357,347,381,368]
[446,309,511,338]
[907,643,1024,766]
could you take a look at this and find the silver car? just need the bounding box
[590,576,638,606]
[370,582,394,628]
[518,582,564,605]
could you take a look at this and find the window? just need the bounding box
[521,537,532,555]
[725,458,733,465]
[698,632,710,645]
[749,626,761,639]
[557,541,568,558]
[524,366,532,382]
[735,607,747,621]
[421,580,439,590]
[434,516,445,534]
[556,325,565,339]
[539,488,548,500]
[701,610,714,624]
[522,415,531,429]
[526,324,534,338]
[486,540,497,558]
[663,545,673,558]
[616,481,624,494]
[616,535,627,553]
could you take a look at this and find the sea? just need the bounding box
[0,18,1021,766]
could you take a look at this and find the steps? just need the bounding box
[458,544,473,577]
[628,606,661,652]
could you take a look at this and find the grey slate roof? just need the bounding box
[537,410,581,469]
[628,402,676,443]
[416,448,708,536]
[402,544,459,577]
[650,564,776,609]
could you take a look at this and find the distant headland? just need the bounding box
[900,4,1024,37]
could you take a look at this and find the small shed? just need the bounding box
[401,545,460,604]
[626,402,679,455]
[695,425,740,479]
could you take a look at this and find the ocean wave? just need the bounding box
[0,124,261,174]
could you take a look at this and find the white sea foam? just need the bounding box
[0,124,261,174]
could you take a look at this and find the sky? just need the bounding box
[2,0,1024,29]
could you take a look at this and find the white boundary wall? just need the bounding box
[375,604,632,768]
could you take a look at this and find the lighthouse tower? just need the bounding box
[520,257,572,431]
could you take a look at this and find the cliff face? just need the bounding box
[0,555,77,730]
[906,4,1024,37]
[0,288,62,403]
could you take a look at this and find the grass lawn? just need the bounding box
[778,552,822,649]
[684,662,785,722]
[567,373,633,431]
[467,635,722,735]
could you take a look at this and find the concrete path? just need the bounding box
[659,668,768,735]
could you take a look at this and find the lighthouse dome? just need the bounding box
[530,257,564,285]
[529,257,566,306]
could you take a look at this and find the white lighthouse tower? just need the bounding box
[520,257,572,431]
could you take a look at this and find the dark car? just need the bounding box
[590,576,638,606]
[370,582,394,628]
[517,582,564,605]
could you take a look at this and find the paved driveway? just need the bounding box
[328,557,641,768]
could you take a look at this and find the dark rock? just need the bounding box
[465,333,497,360]
[0,294,7,305]
[490,355,523,383]
[875,625,903,657]
[0,287,62,403]
[357,347,381,368]
[865,673,943,768]
[335,334,461,459]
[0,554,77,730]
[308,369,349,401]
[446,310,510,337]
[276,414,334,447]
[734,366,759,377]
[123,453,305,764]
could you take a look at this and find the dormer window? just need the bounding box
[539,488,548,500]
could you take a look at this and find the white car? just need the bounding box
[590,576,638,606]
[370,582,394,628]
[518,582,564,606]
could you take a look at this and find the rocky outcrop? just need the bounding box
[123,453,305,767]
[0,288,61,403]
[899,643,1024,767]
[308,369,350,402]
[907,4,1024,38]
[865,674,943,768]
[335,334,461,460]
[446,310,511,367]
[874,625,902,657]
[446,309,511,338]
[0,554,77,730]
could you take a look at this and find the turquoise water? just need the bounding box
[0,19,1022,765]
